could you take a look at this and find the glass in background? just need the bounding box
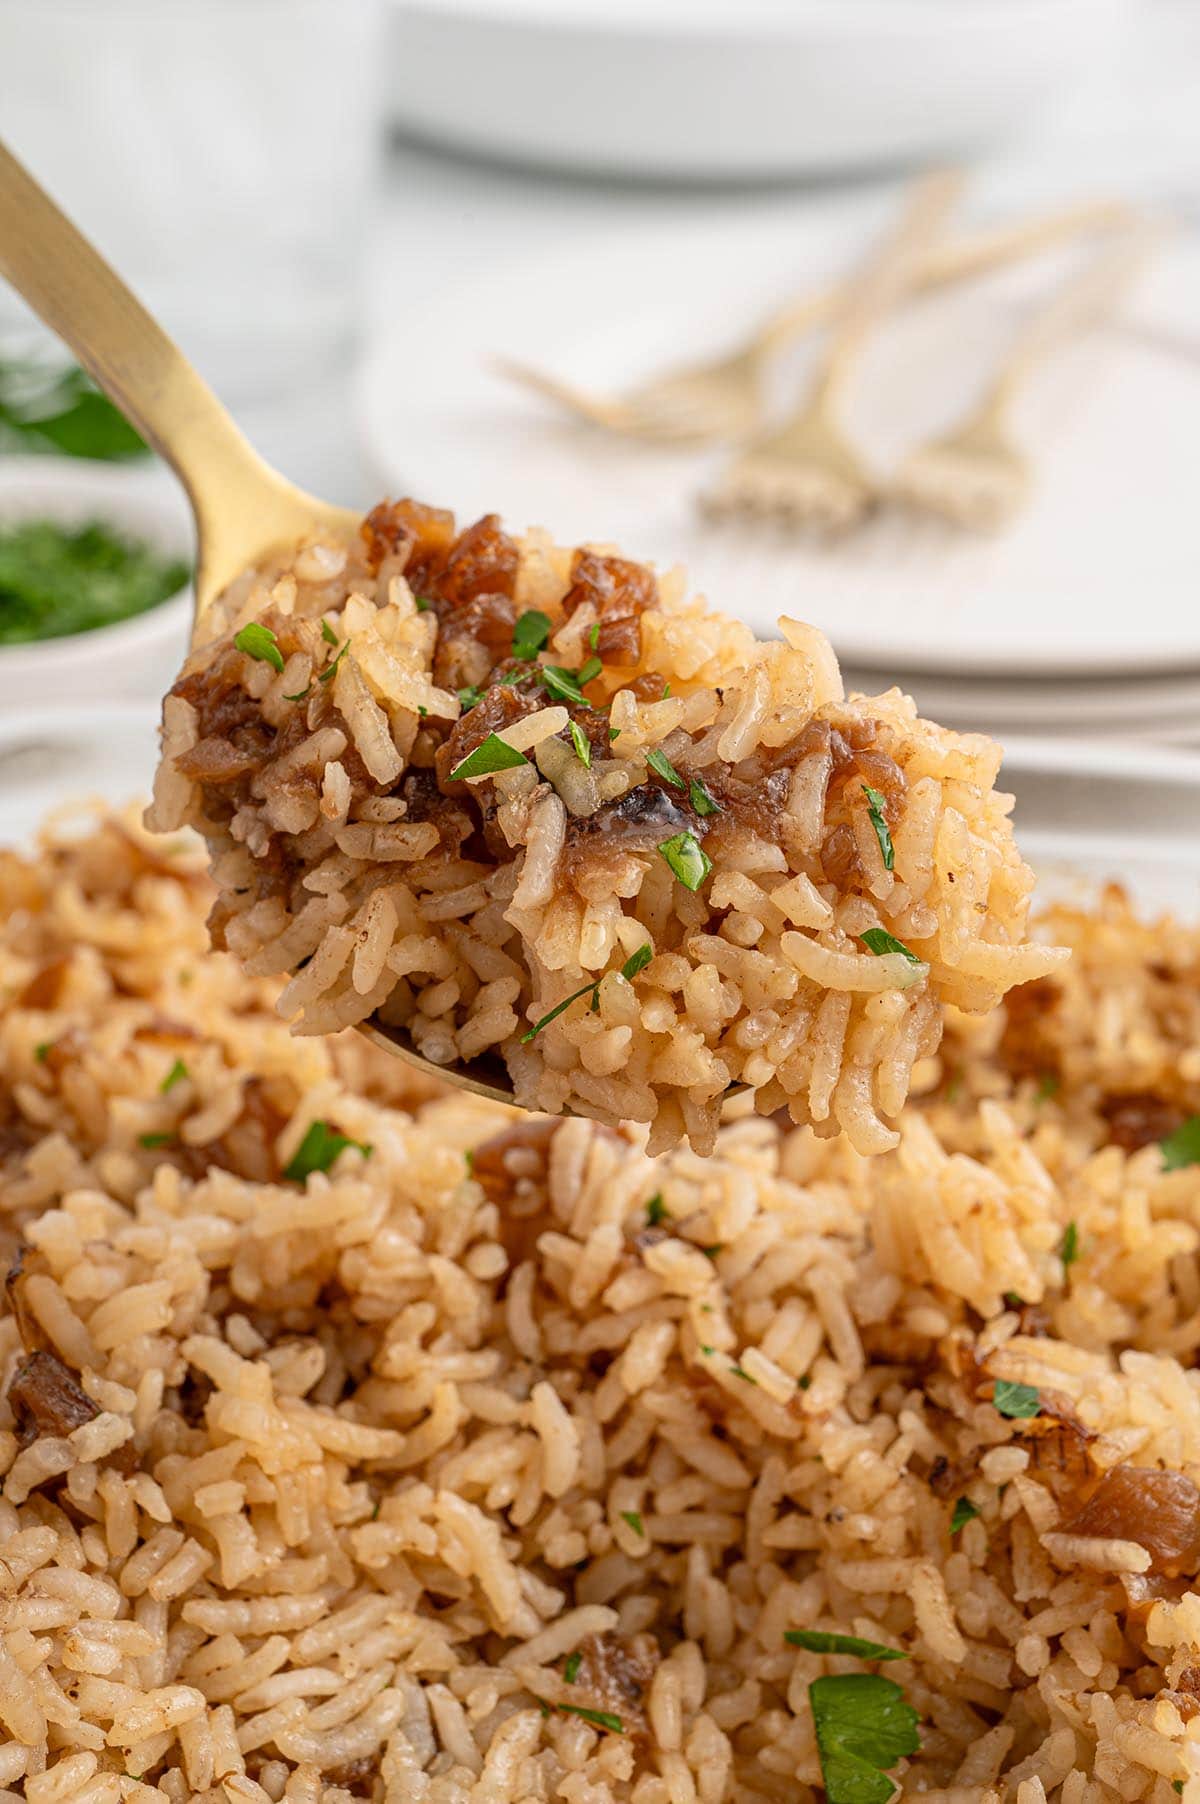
[0,0,384,408]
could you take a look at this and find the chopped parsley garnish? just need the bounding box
[608,726,621,742]
[699,1344,715,1356]
[860,928,921,964]
[1002,1291,1024,1310]
[1034,1072,1060,1103]
[809,1673,920,1804]
[284,1120,372,1182]
[414,595,431,613]
[138,1132,175,1150]
[1161,1117,1200,1172]
[798,1374,813,1390]
[234,622,284,673]
[785,1631,905,1662]
[949,1497,979,1535]
[645,747,685,789]
[317,638,350,685]
[321,619,339,645]
[569,720,592,768]
[861,785,894,872]
[0,354,149,462]
[588,622,601,651]
[283,684,311,703]
[1060,1221,1079,1268]
[619,1510,645,1535]
[730,1364,757,1385]
[418,705,428,718]
[555,1703,624,1735]
[34,1041,51,1063]
[701,1244,723,1259]
[658,830,711,892]
[992,1380,1040,1419]
[563,1651,582,1684]
[458,685,484,712]
[160,1058,188,1094]
[464,1149,475,1176]
[541,657,602,707]
[662,682,671,698]
[521,944,652,1043]
[689,777,720,817]
[450,734,530,781]
[646,1193,666,1226]
[512,609,552,659]
[578,656,602,686]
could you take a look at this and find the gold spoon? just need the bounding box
[0,137,518,1107]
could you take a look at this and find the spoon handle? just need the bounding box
[0,139,264,518]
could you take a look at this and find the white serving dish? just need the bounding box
[0,458,194,712]
[385,0,1132,181]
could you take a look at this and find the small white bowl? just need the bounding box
[0,457,194,712]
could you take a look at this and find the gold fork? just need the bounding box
[494,199,1133,447]
[892,223,1158,531]
[702,171,964,532]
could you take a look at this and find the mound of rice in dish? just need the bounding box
[3,811,1200,1803]
[148,500,1064,1155]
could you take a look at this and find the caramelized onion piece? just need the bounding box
[8,1348,100,1447]
[1059,1466,1200,1577]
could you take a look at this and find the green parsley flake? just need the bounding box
[588,622,601,650]
[458,685,484,711]
[512,609,552,659]
[658,830,712,892]
[619,1510,645,1535]
[699,1344,715,1356]
[730,1364,757,1385]
[688,776,720,817]
[34,1041,51,1063]
[992,1380,1040,1420]
[662,682,671,699]
[622,944,653,980]
[541,656,601,707]
[646,1193,667,1227]
[1161,1117,1200,1172]
[645,746,685,789]
[138,1132,175,1150]
[160,1058,188,1094]
[809,1673,920,1804]
[578,657,602,686]
[317,638,350,685]
[563,1651,582,1684]
[450,734,529,781]
[569,720,592,768]
[701,1244,723,1260]
[860,928,921,965]
[798,1374,813,1390]
[949,1497,980,1535]
[464,1150,475,1176]
[522,944,652,1043]
[1034,1072,1060,1103]
[284,1120,372,1183]
[785,1631,906,1662]
[234,622,284,673]
[555,1703,624,1735]
[414,595,431,613]
[321,619,339,644]
[283,684,311,703]
[608,726,621,742]
[1060,1221,1080,1269]
[861,784,894,872]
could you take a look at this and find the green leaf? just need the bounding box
[809,1674,920,1804]
[160,1058,189,1094]
[608,726,621,742]
[284,1120,372,1182]
[511,609,552,659]
[577,657,602,686]
[556,1703,624,1734]
[569,720,592,768]
[34,1041,51,1063]
[563,1651,582,1684]
[464,1149,475,1176]
[645,747,685,789]
[688,777,720,817]
[541,659,600,706]
[0,358,148,461]
[949,1497,979,1535]
[234,622,284,673]
[701,1244,723,1260]
[785,1631,906,1662]
[992,1380,1040,1419]
[658,830,712,893]
[458,685,484,711]
[521,977,603,1043]
[317,638,350,685]
[283,685,311,704]
[730,1364,757,1385]
[1161,1117,1200,1172]
[588,622,601,651]
[860,928,921,965]
[861,785,894,872]
[1060,1221,1079,1268]
[138,1132,175,1150]
[1034,1072,1060,1103]
[646,1193,666,1226]
[321,619,339,645]
[619,1510,645,1535]
[798,1373,813,1390]
[621,944,653,981]
[451,733,530,781]
[414,595,432,613]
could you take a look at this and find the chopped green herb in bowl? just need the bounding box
[0,517,189,646]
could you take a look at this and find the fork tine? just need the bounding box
[488,355,640,433]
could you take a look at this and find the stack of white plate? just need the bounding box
[359,210,1200,750]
